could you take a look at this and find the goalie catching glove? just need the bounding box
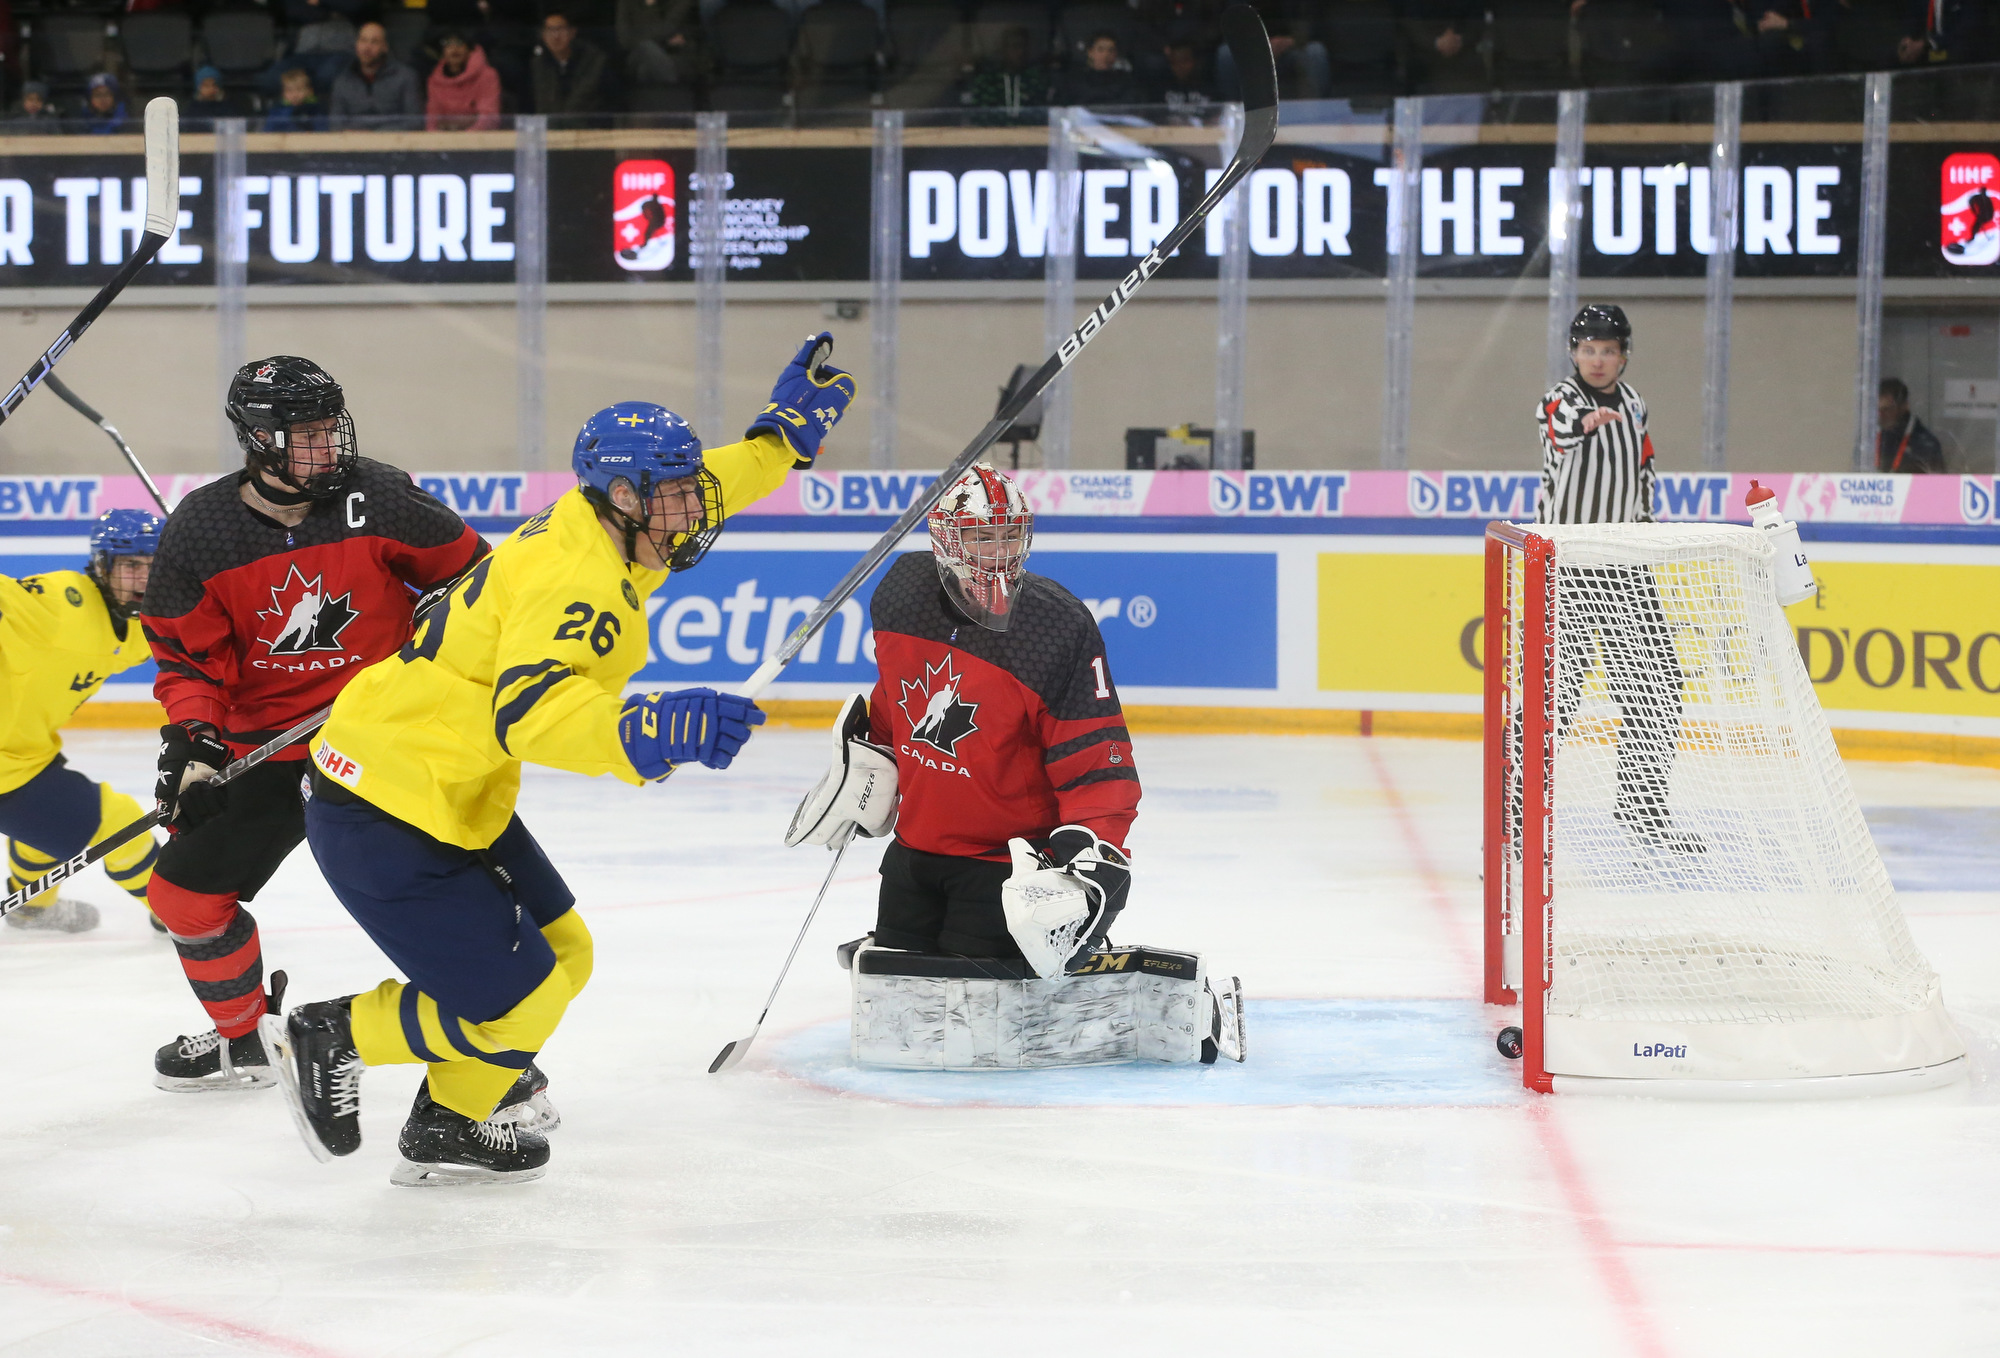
[786,693,898,847]
[1002,826,1131,980]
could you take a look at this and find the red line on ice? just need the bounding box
[0,1269,350,1358]
[1619,1240,2000,1262]
[1528,1105,1673,1358]
[1362,740,1479,990]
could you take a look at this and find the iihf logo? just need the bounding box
[899,655,979,756]
[257,564,360,655]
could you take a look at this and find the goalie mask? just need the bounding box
[928,464,1032,633]
[227,356,357,501]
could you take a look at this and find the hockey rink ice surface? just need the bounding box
[4,730,2000,1357]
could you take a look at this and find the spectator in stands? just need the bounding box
[1398,0,1485,93]
[617,0,700,88]
[1877,378,1948,473]
[264,67,328,132]
[1901,0,1986,62]
[330,21,425,129]
[3,83,63,133]
[83,74,130,136]
[531,11,616,117]
[1057,30,1145,104]
[960,25,1054,118]
[1144,35,1219,111]
[284,0,365,100]
[191,66,254,123]
[428,30,503,130]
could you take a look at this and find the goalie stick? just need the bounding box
[0,98,180,432]
[0,706,328,920]
[704,7,1277,1073]
[45,372,169,515]
[727,4,1277,710]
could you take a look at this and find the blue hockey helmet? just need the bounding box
[573,402,723,572]
[87,508,162,618]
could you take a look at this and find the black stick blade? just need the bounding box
[1221,4,1278,115]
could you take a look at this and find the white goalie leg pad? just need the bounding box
[786,692,899,848]
[850,945,1215,1068]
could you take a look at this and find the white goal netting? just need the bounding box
[1491,523,1962,1087]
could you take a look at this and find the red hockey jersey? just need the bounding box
[141,460,486,759]
[867,551,1139,860]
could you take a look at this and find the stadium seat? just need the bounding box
[882,0,966,107]
[1576,0,1668,88]
[34,13,109,91]
[1317,0,1403,98]
[793,0,882,107]
[966,1,1049,65]
[1490,0,1573,90]
[201,11,279,85]
[120,11,194,94]
[708,0,796,110]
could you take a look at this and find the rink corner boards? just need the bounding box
[64,699,2000,769]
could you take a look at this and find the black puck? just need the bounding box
[1496,1026,1524,1060]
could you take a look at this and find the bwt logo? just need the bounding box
[1408,473,1539,518]
[0,477,98,519]
[799,472,939,515]
[1962,478,1995,524]
[1208,473,1347,516]
[417,475,526,516]
[1246,473,1347,517]
[1653,474,1732,520]
[1633,1042,1689,1059]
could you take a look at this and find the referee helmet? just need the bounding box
[1570,304,1632,352]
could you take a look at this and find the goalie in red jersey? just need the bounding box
[139,356,493,1096]
[789,464,1244,1067]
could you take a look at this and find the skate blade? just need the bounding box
[489,1092,561,1136]
[261,1014,334,1165]
[152,1067,277,1093]
[390,1157,548,1188]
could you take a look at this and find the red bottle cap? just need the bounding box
[1745,479,1775,507]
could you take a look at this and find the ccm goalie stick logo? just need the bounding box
[257,564,360,656]
[899,655,979,757]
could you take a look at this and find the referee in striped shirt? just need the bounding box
[1533,305,1702,854]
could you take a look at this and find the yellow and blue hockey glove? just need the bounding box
[619,687,767,778]
[745,330,856,470]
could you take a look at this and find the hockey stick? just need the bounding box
[0,705,327,919]
[0,99,180,429]
[708,826,854,1073]
[729,5,1277,706]
[44,372,169,514]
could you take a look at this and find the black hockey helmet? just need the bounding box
[1570,303,1632,352]
[226,355,357,501]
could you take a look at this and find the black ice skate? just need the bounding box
[1200,975,1247,1064]
[391,1079,550,1187]
[153,971,287,1092]
[265,995,364,1162]
[488,1061,560,1136]
[1614,804,1708,855]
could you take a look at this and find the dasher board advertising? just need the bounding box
[0,131,1995,286]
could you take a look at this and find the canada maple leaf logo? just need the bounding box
[899,655,979,757]
[257,564,359,656]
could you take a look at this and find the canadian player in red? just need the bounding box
[141,356,491,1095]
[791,465,1244,1066]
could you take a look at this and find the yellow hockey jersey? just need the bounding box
[310,435,794,849]
[0,569,150,794]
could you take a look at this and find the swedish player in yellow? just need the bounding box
[0,510,165,935]
[270,333,856,1186]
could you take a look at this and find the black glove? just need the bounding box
[156,722,229,833]
[1042,825,1131,951]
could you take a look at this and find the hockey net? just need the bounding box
[1483,522,1963,1094]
